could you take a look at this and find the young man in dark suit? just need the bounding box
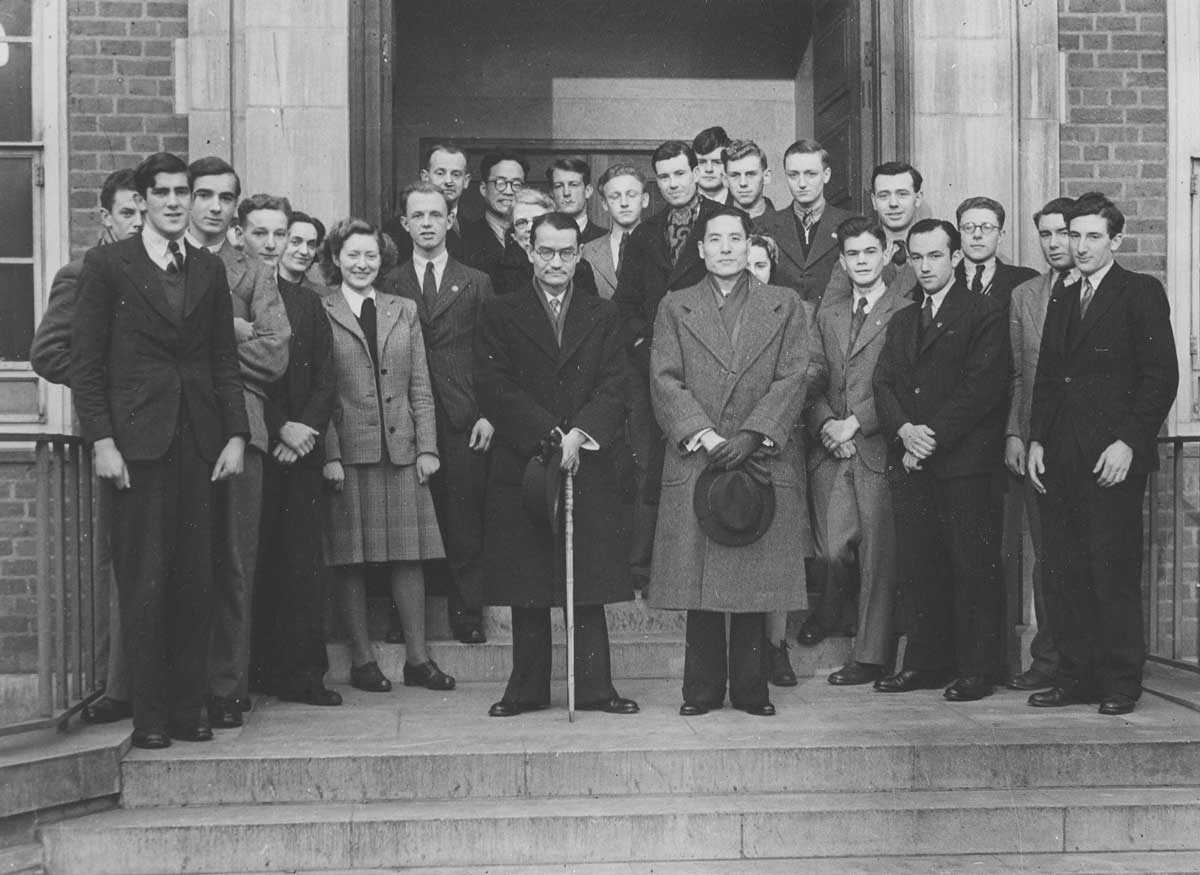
[954,196,1039,310]
[30,168,142,726]
[872,218,1012,702]
[460,151,529,280]
[753,139,854,310]
[394,181,496,644]
[614,141,741,589]
[239,200,341,706]
[1027,192,1178,715]
[476,212,637,718]
[185,156,291,728]
[549,157,607,245]
[581,164,650,300]
[71,152,250,749]
[693,126,733,205]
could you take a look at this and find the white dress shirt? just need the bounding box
[340,284,376,317]
[142,225,187,272]
[412,248,449,289]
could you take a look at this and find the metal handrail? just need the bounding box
[1146,435,1200,673]
[0,432,103,737]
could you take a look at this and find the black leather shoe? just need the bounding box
[1099,693,1136,716]
[577,696,639,714]
[679,702,711,716]
[488,700,546,717]
[828,661,884,686]
[1028,686,1085,708]
[944,676,993,702]
[131,728,171,749]
[874,668,947,693]
[166,721,213,742]
[350,661,392,692]
[403,659,456,691]
[278,685,343,707]
[1006,669,1056,691]
[453,625,487,645]
[208,696,243,728]
[796,615,826,647]
[768,640,798,687]
[735,702,776,716]
[81,696,132,724]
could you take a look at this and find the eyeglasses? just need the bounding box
[534,246,578,263]
[488,177,524,193]
[959,223,1001,235]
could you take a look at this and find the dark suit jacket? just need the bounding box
[70,236,249,463]
[263,278,336,468]
[955,258,1040,312]
[30,259,83,385]
[460,217,506,277]
[391,256,495,432]
[487,236,601,299]
[754,203,855,308]
[578,219,608,245]
[613,197,738,372]
[1030,261,1177,476]
[873,280,1011,479]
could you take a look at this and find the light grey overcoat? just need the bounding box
[647,276,813,612]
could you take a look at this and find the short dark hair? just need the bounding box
[547,157,591,185]
[907,217,961,254]
[398,180,449,214]
[652,140,697,171]
[1033,196,1076,229]
[99,168,138,212]
[187,156,241,198]
[872,161,923,194]
[320,217,399,286]
[692,126,730,158]
[422,142,467,170]
[784,138,830,170]
[1066,191,1125,237]
[479,151,529,182]
[237,193,292,227]
[702,206,752,237]
[748,233,779,268]
[724,139,767,170]
[529,211,581,247]
[288,210,326,248]
[133,152,188,197]
[836,216,888,251]
[596,163,645,192]
[956,196,1006,228]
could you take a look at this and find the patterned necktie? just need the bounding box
[800,210,817,244]
[1079,278,1095,319]
[167,239,184,273]
[919,294,934,335]
[891,240,908,266]
[667,210,691,265]
[617,231,630,274]
[971,263,985,294]
[422,261,438,305]
[848,296,868,351]
[549,296,561,327]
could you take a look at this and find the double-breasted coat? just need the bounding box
[648,276,813,612]
[475,283,633,608]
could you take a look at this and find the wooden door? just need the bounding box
[812,0,864,211]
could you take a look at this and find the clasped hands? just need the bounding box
[820,415,860,460]
[898,422,936,473]
[272,421,320,465]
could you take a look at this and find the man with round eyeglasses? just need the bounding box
[461,150,528,281]
[953,196,1038,312]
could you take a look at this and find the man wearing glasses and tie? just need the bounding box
[460,151,528,281]
[953,196,1038,313]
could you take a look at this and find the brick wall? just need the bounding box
[1058,0,1167,281]
[0,459,40,674]
[67,0,188,258]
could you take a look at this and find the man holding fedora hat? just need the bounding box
[475,211,638,718]
[649,206,815,717]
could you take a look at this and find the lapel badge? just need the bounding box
[451,285,459,293]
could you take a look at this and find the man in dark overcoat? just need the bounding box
[476,212,638,717]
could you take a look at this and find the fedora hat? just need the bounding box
[522,448,563,535]
[693,464,775,547]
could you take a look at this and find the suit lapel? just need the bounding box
[376,292,403,357]
[803,209,841,268]
[679,283,735,369]
[666,200,712,288]
[828,294,853,358]
[428,259,468,322]
[849,285,903,359]
[324,289,370,355]
[1070,262,1124,353]
[731,280,786,377]
[118,241,181,327]
[918,282,969,356]
[558,291,599,370]
[512,285,560,365]
[182,242,209,319]
[587,239,617,291]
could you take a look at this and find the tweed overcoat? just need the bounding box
[474,283,632,608]
[648,276,812,612]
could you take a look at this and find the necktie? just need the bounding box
[1079,278,1095,319]
[167,239,184,274]
[800,210,817,244]
[422,261,438,304]
[971,264,985,294]
[891,240,907,266]
[617,231,630,274]
[848,296,868,351]
[549,296,562,330]
[919,295,934,335]
[358,296,378,365]
[667,210,691,264]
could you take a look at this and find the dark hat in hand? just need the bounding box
[522,448,563,535]
[693,463,775,547]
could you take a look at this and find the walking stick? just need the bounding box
[564,469,576,723]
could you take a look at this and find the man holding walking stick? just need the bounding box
[475,212,639,718]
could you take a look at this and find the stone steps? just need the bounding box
[38,786,1200,874]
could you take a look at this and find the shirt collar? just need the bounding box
[340,283,376,317]
[535,278,570,303]
[484,211,509,246]
[1081,259,1115,290]
[184,229,224,254]
[412,247,449,277]
[574,214,589,232]
[923,275,956,313]
[142,224,185,265]
[707,271,749,300]
[792,198,826,223]
[854,278,887,312]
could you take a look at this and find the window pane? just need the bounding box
[0,1,31,38]
[0,41,32,141]
[0,263,34,361]
[0,155,32,257]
